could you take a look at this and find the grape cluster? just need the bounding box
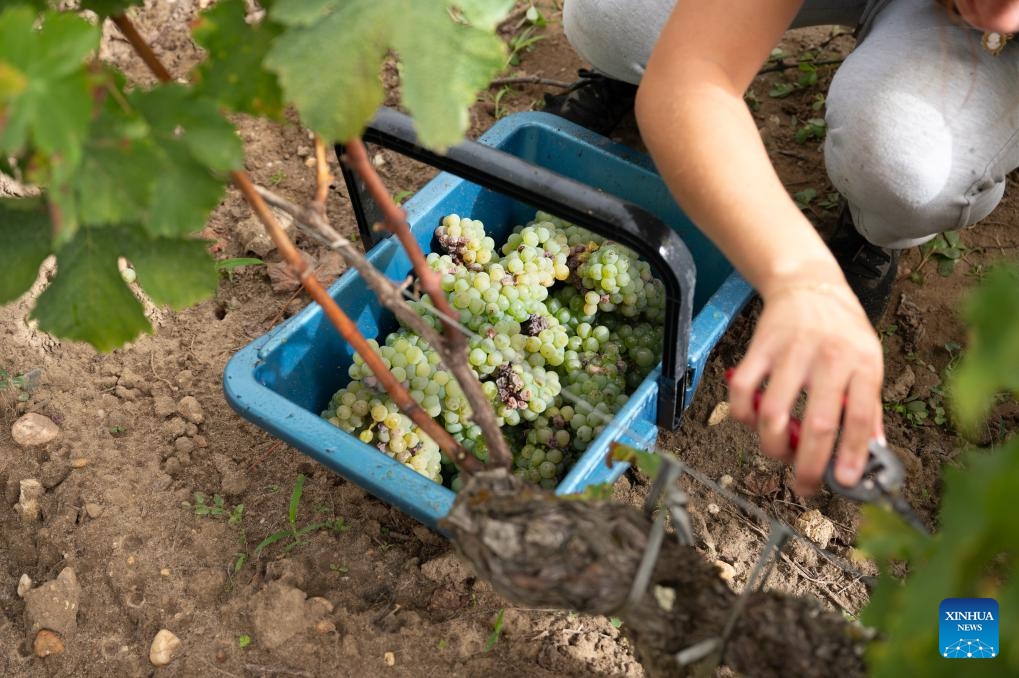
[324,211,666,488]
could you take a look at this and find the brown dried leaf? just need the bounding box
[743,468,781,497]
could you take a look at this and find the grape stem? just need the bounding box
[111,12,483,474]
[339,139,513,471]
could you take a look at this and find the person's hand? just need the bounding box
[726,282,884,495]
[952,0,1019,32]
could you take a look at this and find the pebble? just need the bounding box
[17,574,32,597]
[16,479,44,522]
[177,396,204,425]
[149,629,182,666]
[707,401,730,426]
[707,503,720,515]
[713,560,737,582]
[84,503,104,519]
[796,509,837,548]
[11,413,60,447]
[384,652,396,666]
[33,629,65,657]
[237,216,277,258]
[70,458,89,469]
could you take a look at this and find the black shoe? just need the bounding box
[827,205,899,323]
[542,69,638,136]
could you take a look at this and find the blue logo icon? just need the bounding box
[940,598,999,658]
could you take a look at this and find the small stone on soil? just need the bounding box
[70,458,89,469]
[16,479,44,522]
[713,560,736,582]
[384,651,396,666]
[11,413,60,447]
[707,401,730,426]
[17,574,32,598]
[796,509,836,548]
[84,503,103,519]
[149,629,182,666]
[33,629,64,657]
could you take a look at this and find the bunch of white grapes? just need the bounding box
[324,211,666,489]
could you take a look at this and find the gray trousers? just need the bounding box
[563,0,1019,248]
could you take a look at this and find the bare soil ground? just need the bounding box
[1,2,1017,677]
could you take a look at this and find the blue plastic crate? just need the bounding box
[223,110,753,530]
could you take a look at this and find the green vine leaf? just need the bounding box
[131,84,244,173]
[266,0,507,148]
[0,199,52,304]
[191,0,285,117]
[454,0,516,30]
[29,226,218,349]
[122,236,218,310]
[71,84,239,237]
[0,8,99,171]
[32,227,150,351]
[948,264,1019,433]
[861,437,1019,676]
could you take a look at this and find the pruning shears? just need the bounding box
[724,369,929,534]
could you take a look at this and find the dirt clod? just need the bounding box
[152,396,177,419]
[11,413,60,447]
[797,509,837,548]
[176,396,204,425]
[249,583,309,651]
[420,552,474,586]
[24,567,80,641]
[882,364,916,402]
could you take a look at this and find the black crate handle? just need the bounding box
[337,107,694,430]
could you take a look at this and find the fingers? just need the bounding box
[727,339,798,464]
[832,370,884,486]
[755,350,808,464]
[727,296,884,496]
[793,360,849,495]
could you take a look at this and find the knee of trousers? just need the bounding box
[824,89,1005,248]
[562,0,674,84]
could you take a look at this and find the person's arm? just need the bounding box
[635,0,883,493]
